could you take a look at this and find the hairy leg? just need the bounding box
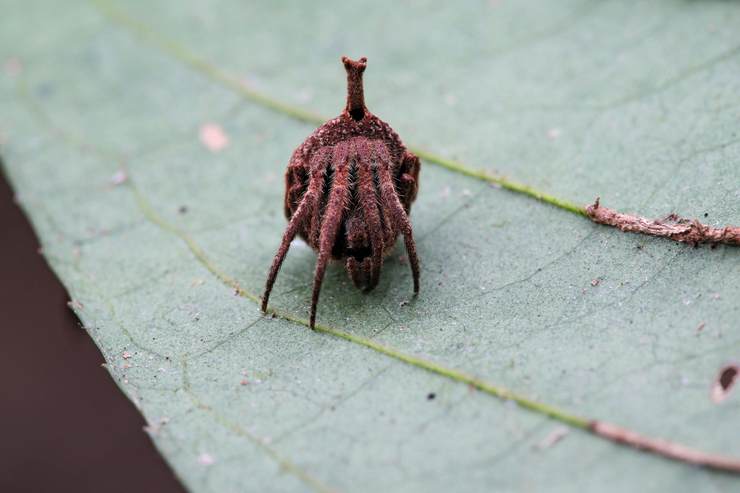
[357,146,384,291]
[284,164,307,218]
[399,151,420,212]
[374,166,395,248]
[375,145,420,294]
[309,162,335,249]
[346,257,365,288]
[261,157,325,312]
[310,144,351,327]
[361,257,373,287]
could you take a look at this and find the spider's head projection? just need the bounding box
[261,56,421,328]
[341,56,367,121]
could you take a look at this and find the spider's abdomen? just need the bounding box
[287,135,419,291]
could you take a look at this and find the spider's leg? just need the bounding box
[346,257,365,288]
[357,147,384,291]
[400,151,421,212]
[310,144,351,328]
[261,157,325,312]
[374,166,395,247]
[360,257,373,287]
[284,164,307,218]
[308,157,333,249]
[376,146,420,294]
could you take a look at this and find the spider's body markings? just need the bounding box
[262,57,421,328]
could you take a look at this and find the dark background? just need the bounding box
[0,170,185,493]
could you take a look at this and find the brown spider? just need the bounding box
[261,56,421,328]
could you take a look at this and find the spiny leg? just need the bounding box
[399,151,420,212]
[308,155,333,248]
[360,257,373,287]
[284,164,306,218]
[346,257,365,288]
[302,149,332,249]
[261,157,325,312]
[310,144,351,328]
[374,166,395,247]
[357,144,385,290]
[375,145,420,294]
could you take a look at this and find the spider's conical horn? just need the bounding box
[341,56,367,120]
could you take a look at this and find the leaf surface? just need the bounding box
[2,1,740,491]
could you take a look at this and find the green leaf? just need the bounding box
[2,0,740,491]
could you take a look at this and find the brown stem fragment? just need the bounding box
[586,198,740,246]
[590,421,740,472]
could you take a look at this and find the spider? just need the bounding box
[261,56,421,328]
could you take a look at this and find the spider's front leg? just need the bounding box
[284,156,308,219]
[310,144,352,328]
[262,153,326,313]
[375,144,420,295]
[357,145,385,291]
[399,151,420,212]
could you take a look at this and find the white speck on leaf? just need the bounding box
[536,426,569,450]
[241,74,264,91]
[3,57,22,76]
[295,88,313,104]
[547,128,562,140]
[199,123,229,152]
[67,299,84,310]
[290,238,309,249]
[198,453,215,466]
[110,169,128,186]
[122,351,133,359]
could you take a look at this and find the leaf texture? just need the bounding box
[2,1,740,491]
